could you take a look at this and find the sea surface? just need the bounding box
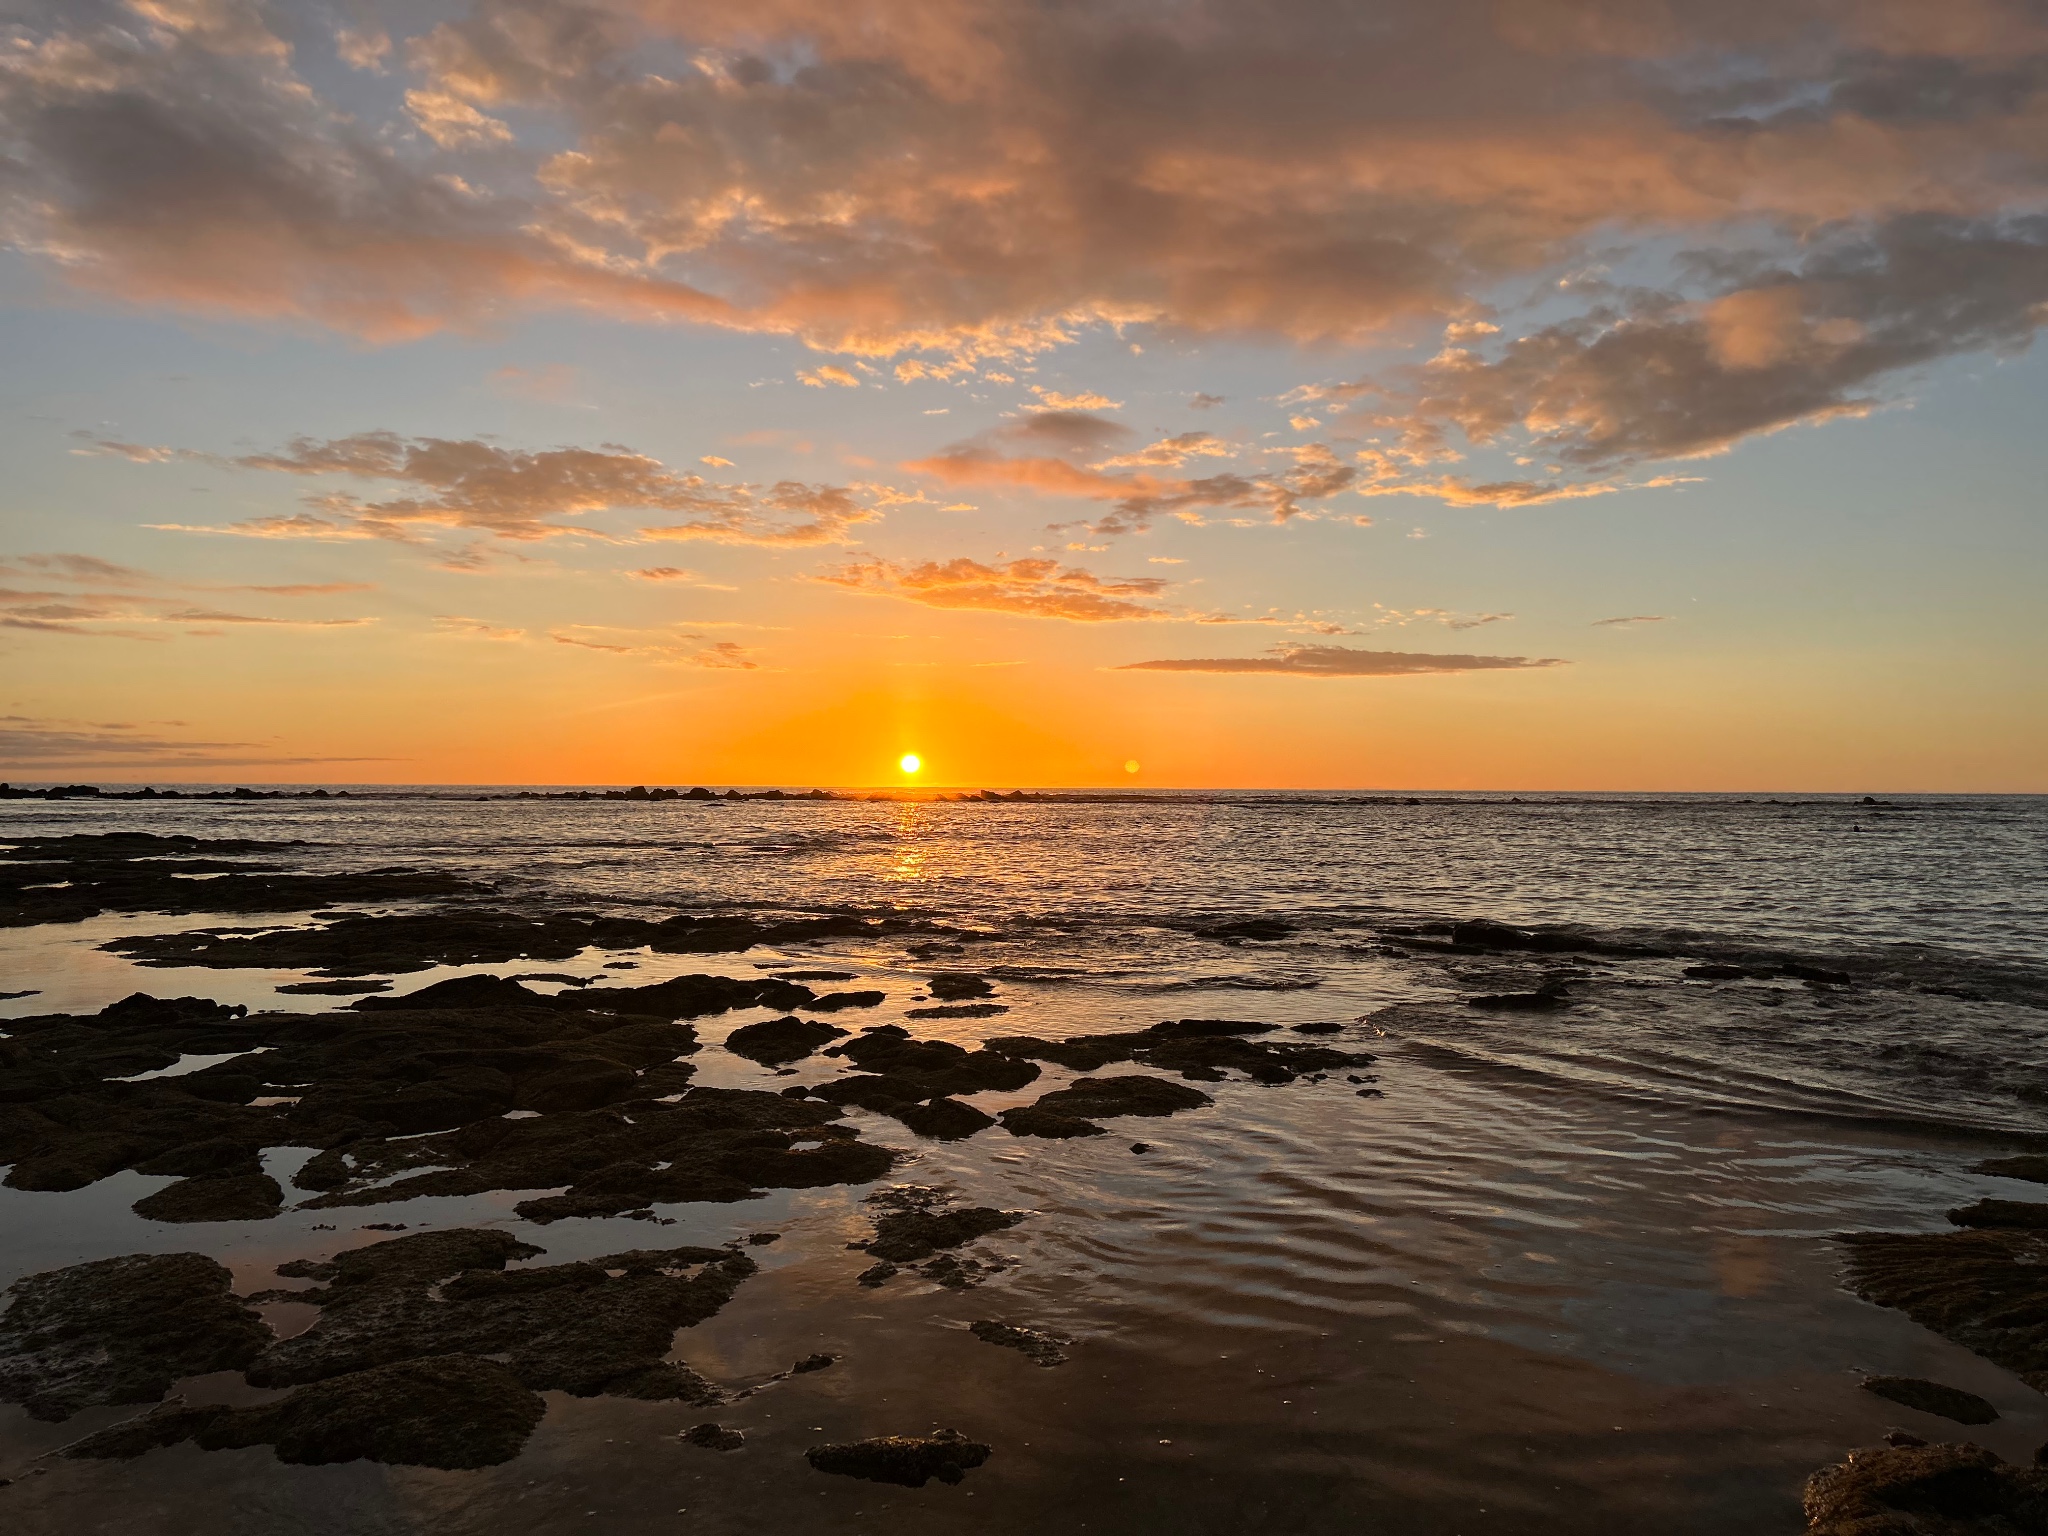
[3,789,2046,1533]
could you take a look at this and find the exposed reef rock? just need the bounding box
[1862,1376,2000,1425]
[248,1229,749,1401]
[0,832,481,928]
[1803,1441,2048,1534]
[68,1355,549,1469]
[133,1172,285,1223]
[102,907,947,975]
[970,1320,1067,1367]
[999,1075,1212,1139]
[0,1253,270,1421]
[1976,1157,2048,1185]
[1837,1227,2048,1391]
[684,1422,746,1451]
[863,1190,1023,1264]
[724,1015,848,1065]
[925,974,996,1001]
[989,1017,1373,1085]
[0,984,895,1220]
[806,1428,992,1487]
[797,1025,1038,1140]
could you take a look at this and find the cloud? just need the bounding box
[239,582,377,595]
[122,429,891,546]
[5,0,2048,491]
[549,626,758,666]
[1189,394,1226,410]
[435,615,526,639]
[799,365,861,388]
[906,415,1356,531]
[163,608,374,627]
[1029,386,1122,411]
[1117,644,1566,676]
[816,556,1172,622]
[0,553,151,585]
[1593,614,1669,626]
[0,551,377,636]
[0,715,384,768]
[488,363,585,403]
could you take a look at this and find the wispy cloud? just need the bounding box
[1592,614,1670,626]
[816,557,1172,622]
[1117,645,1565,676]
[0,716,386,769]
[549,627,759,667]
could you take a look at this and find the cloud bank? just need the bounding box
[1117,645,1565,676]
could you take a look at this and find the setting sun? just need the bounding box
[898,753,922,774]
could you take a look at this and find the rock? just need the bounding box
[70,1355,548,1469]
[133,1173,285,1223]
[747,1232,781,1246]
[1468,978,1575,1010]
[1000,1075,1212,1139]
[276,980,391,995]
[1862,1376,1999,1425]
[1684,964,1751,980]
[1130,1142,1151,1154]
[792,1353,837,1373]
[1949,1201,2048,1231]
[1837,1229,2048,1393]
[806,1428,992,1487]
[856,1261,898,1287]
[247,1230,751,1405]
[894,1097,997,1141]
[1802,1441,2048,1534]
[970,1320,1066,1367]
[1195,919,1294,942]
[988,1018,1370,1086]
[685,1422,745,1451]
[1291,1022,1344,1034]
[0,1253,270,1421]
[925,975,995,1001]
[800,991,888,1013]
[867,1204,1022,1263]
[725,1015,849,1065]
[905,1003,1010,1020]
[1975,1157,2048,1185]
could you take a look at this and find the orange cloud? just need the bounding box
[816,556,1172,621]
[1117,645,1565,675]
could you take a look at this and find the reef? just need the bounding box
[0,832,480,928]
[1803,1441,2048,1534]
[0,1253,271,1421]
[999,1074,1212,1139]
[806,1428,992,1487]
[801,1025,1040,1141]
[1837,1222,2048,1391]
[1862,1376,2000,1425]
[69,1356,549,1470]
[988,1017,1373,1085]
[0,981,895,1221]
[723,1014,849,1064]
[969,1320,1067,1367]
[104,908,947,976]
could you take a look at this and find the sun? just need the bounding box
[898,753,922,775]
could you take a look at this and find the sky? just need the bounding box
[1,0,2044,790]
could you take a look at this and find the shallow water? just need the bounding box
[2,792,2045,1532]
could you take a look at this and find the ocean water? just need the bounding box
[2,791,2046,1533]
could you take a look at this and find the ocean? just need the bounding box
[2,789,2045,1532]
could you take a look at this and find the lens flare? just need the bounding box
[899,753,922,774]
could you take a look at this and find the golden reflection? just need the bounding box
[889,801,928,882]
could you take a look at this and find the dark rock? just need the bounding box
[133,1138,264,1179]
[806,1428,992,1487]
[1949,1200,2048,1231]
[793,1352,836,1373]
[277,980,391,995]
[747,1231,781,1246]
[1976,1157,2048,1185]
[970,1320,1066,1367]
[1838,1229,2048,1392]
[0,1253,270,1421]
[1291,1022,1344,1034]
[906,1003,1010,1020]
[801,991,887,1012]
[894,1097,997,1141]
[925,974,995,1001]
[1862,1376,1999,1425]
[867,1204,1022,1263]
[1802,1441,2048,1534]
[1684,964,1752,980]
[1000,1075,1211,1139]
[685,1422,745,1451]
[725,1015,848,1065]
[1130,1142,1151,1154]
[989,1019,1368,1086]
[247,1229,749,1407]
[771,970,858,981]
[133,1173,284,1223]
[1468,978,1575,1010]
[1195,919,1294,942]
[856,1261,898,1287]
